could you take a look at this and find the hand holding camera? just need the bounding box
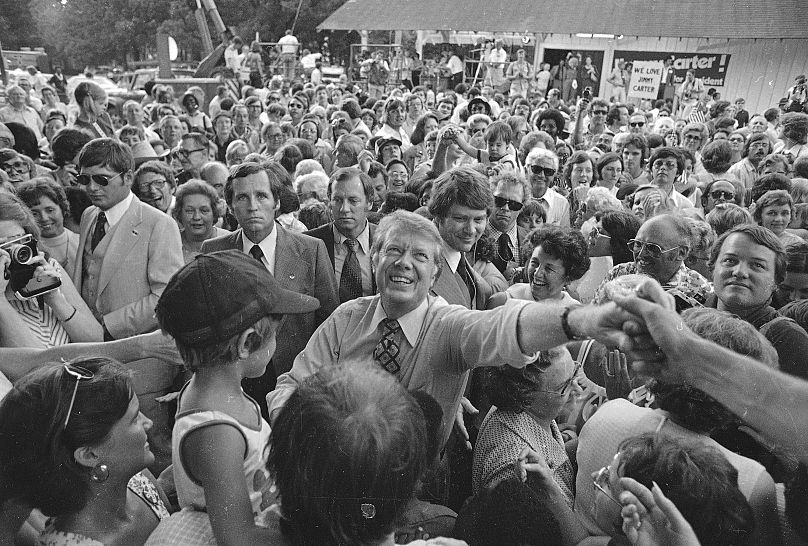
[0,234,61,299]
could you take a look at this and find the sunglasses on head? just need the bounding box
[494,196,524,211]
[63,363,94,430]
[529,165,556,177]
[76,172,124,187]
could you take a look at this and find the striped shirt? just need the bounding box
[8,297,70,348]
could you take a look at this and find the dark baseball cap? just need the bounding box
[156,250,320,346]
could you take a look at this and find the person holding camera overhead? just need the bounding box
[0,192,102,349]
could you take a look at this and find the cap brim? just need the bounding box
[269,285,321,315]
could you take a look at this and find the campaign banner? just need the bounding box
[613,51,731,87]
[628,61,664,99]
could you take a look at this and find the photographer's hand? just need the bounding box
[0,248,10,294]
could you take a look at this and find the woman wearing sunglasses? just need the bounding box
[0,193,102,349]
[472,345,581,507]
[0,357,170,545]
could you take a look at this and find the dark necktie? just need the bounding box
[249,244,264,262]
[90,212,107,251]
[457,257,475,303]
[493,231,514,273]
[373,318,401,375]
[339,239,363,303]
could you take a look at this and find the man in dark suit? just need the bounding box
[488,172,530,283]
[305,167,376,303]
[201,162,338,414]
[427,166,505,310]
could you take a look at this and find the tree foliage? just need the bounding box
[26,0,352,69]
[0,0,40,50]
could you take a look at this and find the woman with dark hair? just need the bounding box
[472,346,580,506]
[754,189,803,244]
[573,209,640,304]
[563,150,595,222]
[0,193,101,345]
[0,358,169,544]
[297,115,334,174]
[403,113,439,173]
[595,152,622,195]
[700,139,745,205]
[590,434,754,545]
[171,179,230,263]
[15,177,78,274]
[488,225,590,306]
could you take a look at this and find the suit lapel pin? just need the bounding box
[289,274,295,280]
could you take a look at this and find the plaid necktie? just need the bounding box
[339,239,363,303]
[373,318,401,375]
[90,212,107,251]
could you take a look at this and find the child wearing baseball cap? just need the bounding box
[150,249,319,543]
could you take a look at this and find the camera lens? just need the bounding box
[9,244,34,265]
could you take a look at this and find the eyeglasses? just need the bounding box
[1,161,30,174]
[538,361,582,395]
[174,148,206,159]
[593,466,622,507]
[710,189,735,200]
[77,172,124,187]
[629,239,679,259]
[590,227,611,240]
[651,160,678,170]
[494,196,524,211]
[592,109,608,115]
[685,253,710,268]
[63,363,95,430]
[528,164,556,177]
[683,134,702,142]
[629,121,645,128]
[138,178,168,192]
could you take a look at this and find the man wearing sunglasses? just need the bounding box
[487,172,530,279]
[593,214,711,306]
[524,148,570,228]
[71,138,184,469]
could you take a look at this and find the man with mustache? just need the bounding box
[729,133,772,206]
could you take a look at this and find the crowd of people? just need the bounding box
[1,44,808,546]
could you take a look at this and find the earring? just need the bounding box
[90,463,109,483]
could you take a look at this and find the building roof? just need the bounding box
[319,0,808,39]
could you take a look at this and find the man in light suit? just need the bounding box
[202,161,338,416]
[428,166,505,310]
[73,138,184,472]
[305,167,376,303]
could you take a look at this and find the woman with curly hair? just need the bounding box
[472,346,580,506]
[488,225,590,306]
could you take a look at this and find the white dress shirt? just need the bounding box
[241,224,279,275]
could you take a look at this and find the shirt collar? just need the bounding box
[333,220,370,252]
[494,223,519,247]
[103,192,134,227]
[372,296,429,347]
[241,223,278,254]
[442,243,462,273]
